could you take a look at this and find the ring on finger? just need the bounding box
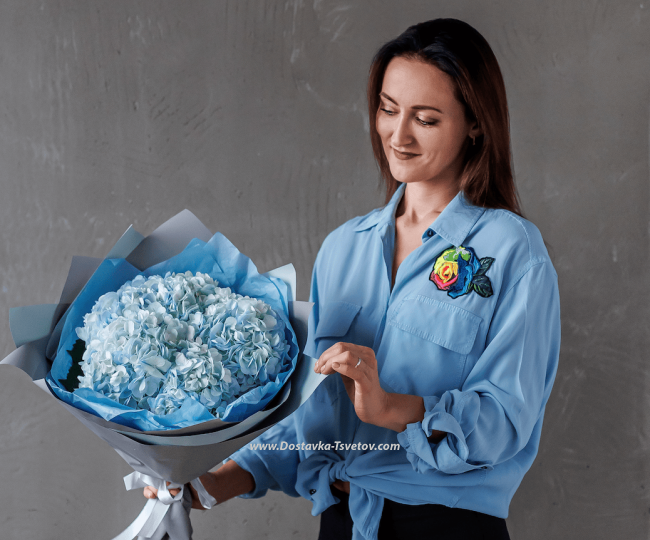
[355,357,362,368]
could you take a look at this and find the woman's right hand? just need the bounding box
[142,460,255,509]
[143,475,211,510]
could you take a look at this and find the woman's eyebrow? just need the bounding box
[379,92,443,114]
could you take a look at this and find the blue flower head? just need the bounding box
[48,234,299,431]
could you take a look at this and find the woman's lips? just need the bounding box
[392,148,419,160]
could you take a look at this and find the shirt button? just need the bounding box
[426,229,434,237]
[309,489,317,495]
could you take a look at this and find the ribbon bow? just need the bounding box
[112,472,217,540]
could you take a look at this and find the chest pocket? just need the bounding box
[380,294,482,396]
[313,301,361,358]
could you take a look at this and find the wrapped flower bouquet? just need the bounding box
[2,210,324,540]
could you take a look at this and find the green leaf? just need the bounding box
[475,257,495,277]
[443,249,457,262]
[59,338,86,392]
[471,275,494,298]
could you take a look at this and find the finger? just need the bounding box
[143,486,158,499]
[318,350,356,375]
[323,350,366,376]
[323,342,353,356]
[331,357,368,382]
[315,343,377,374]
[315,342,359,372]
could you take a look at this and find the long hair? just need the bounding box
[368,19,522,215]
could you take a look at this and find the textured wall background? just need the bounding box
[0,1,648,538]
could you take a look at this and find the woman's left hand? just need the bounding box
[314,343,389,426]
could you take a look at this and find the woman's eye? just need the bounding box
[416,117,437,126]
[379,108,396,116]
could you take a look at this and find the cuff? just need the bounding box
[397,393,489,475]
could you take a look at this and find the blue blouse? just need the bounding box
[230,184,561,540]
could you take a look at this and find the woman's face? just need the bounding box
[376,56,479,189]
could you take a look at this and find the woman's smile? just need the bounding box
[392,147,419,160]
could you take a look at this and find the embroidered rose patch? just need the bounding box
[429,246,494,298]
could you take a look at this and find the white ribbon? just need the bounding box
[112,472,217,540]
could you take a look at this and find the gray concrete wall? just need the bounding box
[0,1,647,538]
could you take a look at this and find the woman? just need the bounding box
[145,18,560,540]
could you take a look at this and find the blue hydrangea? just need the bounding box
[75,271,290,418]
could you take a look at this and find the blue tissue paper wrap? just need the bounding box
[46,233,299,431]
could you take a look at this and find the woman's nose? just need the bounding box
[391,114,413,148]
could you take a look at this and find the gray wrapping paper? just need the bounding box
[2,211,325,539]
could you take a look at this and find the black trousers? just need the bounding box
[317,487,510,540]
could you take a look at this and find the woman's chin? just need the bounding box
[388,164,459,189]
[388,166,419,184]
[389,171,429,185]
[388,161,431,185]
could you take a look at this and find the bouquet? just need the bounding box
[2,210,325,540]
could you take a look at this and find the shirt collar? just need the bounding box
[352,183,406,232]
[431,190,485,246]
[353,183,485,247]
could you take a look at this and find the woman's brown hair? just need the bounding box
[368,19,522,215]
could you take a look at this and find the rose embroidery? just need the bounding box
[429,246,494,298]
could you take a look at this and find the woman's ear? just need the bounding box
[468,121,482,140]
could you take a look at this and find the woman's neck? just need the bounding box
[396,181,460,227]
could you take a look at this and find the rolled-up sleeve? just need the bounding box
[397,260,561,475]
[228,414,302,498]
